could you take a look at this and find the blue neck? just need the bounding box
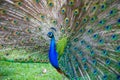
[49,37,59,69]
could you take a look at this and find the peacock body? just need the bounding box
[0,0,120,80]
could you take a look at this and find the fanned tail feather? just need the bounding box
[58,0,120,79]
[0,0,120,80]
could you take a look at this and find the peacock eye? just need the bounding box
[61,8,66,14]
[47,32,54,38]
[74,9,79,14]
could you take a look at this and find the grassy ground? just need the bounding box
[0,49,68,80]
[0,61,68,80]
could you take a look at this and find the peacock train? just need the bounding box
[0,0,120,80]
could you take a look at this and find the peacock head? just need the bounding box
[47,27,56,38]
[47,32,54,38]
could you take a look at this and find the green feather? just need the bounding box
[56,37,68,57]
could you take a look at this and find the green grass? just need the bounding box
[0,49,68,80]
[0,61,68,80]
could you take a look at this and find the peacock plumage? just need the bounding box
[0,0,120,80]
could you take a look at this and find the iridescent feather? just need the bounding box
[0,0,120,80]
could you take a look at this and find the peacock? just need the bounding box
[0,0,120,80]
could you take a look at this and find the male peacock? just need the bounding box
[0,0,120,80]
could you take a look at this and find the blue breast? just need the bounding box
[49,37,59,69]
